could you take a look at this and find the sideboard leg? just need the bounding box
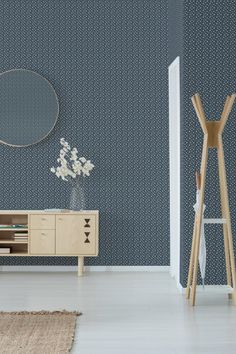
[78,256,84,277]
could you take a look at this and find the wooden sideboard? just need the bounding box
[0,210,99,276]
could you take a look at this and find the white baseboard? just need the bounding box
[176,282,185,293]
[85,266,169,272]
[0,265,170,273]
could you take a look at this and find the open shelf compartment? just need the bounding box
[0,213,28,254]
[0,214,28,229]
[0,243,28,255]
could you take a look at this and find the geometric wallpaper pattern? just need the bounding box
[181,0,236,285]
[0,1,169,266]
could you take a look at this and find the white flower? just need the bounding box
[50,139,94,182]
[67,168,76,179]
[60,138,71,150]
[60,149,65,154]
[82,167,90,177]
[64,142,71,150]
[84,160,95,171]
[72,161,82,175]
[79,157,87,163]
[70,149,78,161]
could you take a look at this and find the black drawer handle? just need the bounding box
[84,232,90,243]
[84,218,91,227]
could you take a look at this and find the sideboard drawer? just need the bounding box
[30,230,55,254]
[30,215,55,230]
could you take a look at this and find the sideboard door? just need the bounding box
[56,214,97,255]
[56,215,82,254]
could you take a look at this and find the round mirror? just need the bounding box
[0,69,59,147]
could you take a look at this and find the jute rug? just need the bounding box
[0,310,80,354]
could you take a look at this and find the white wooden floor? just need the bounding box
[0,271,236,354]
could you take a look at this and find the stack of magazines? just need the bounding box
[14,231,28,242]
[0,247,11,254]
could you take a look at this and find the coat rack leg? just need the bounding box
[218,152,232,295]
[190,210,204,306]
[190,137,208,306]
[224,227,232,299]
[186,217,197,299]
[218,137,236,304]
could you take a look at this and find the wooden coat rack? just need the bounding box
[186,93,236,306]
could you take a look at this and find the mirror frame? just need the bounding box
[0,69,59,147]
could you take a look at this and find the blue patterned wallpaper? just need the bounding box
[181,0,236,285]
[168,0,183,64]
[0,1,169,266]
